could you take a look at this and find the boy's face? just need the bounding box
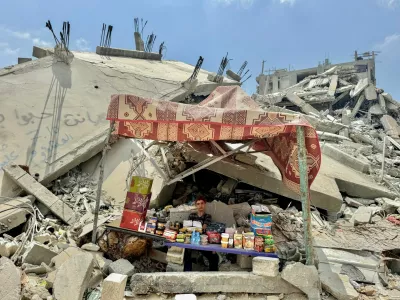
[196,199,206,214]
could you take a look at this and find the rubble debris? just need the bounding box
[21,274,52,300]
[108,258,135,276]
[53,253,94,300]
[381,115,400,138]
[252,257,279,277]
[130,272,302,295]
[0,257,21,300]
[281,262,321,300]
[0,237,19,257]
[3,165,77,225]
[319,271,359,300]
[100,273,128,300]
[322,143,369,173]
[22,242,58,266]
[0,196,34,234]
[81,243,100,252]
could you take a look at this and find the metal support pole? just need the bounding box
[92,121,115,244]
[296,126,314,265]
[380,136,387,182]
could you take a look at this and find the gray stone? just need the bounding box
[319,270,358,300]
[166,263,184,272]
[53,253,94,300]
[0,196,33,234]
[109,259,135,276]
[22,242,58,266]
[0,238,18,257]
[0,257,21,300]
[376,197,400,214]
[252,257,279,277]
[281,262,320,300]
[237,255,253,269]
[3,165,77,225]
[81,243,100,252]
[322,144,369,174]
[344,197,364,208]
[130,272,301,295]
[50,246,83,268]
[350,206,380,225]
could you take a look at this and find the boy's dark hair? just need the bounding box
[195,195,206,204]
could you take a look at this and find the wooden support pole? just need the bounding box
[296,126,314,265]
[92,121,115,244]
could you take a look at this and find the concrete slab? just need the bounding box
[321,143,369,174]
[0,257,21,300]
[0,48,238,198]
[3,165,76,224]
[0,196,32,234]
[80,138,175,208]
[130,272,302,295]
[183,143,343,212]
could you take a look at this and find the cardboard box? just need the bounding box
[124,192,151,212]
[120,209,146,231]
[129,176,153,194]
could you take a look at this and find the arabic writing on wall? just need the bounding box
[0,110,107,169]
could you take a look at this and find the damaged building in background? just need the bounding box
[0,15,400,300]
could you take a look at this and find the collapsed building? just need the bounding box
[0,18,399,300]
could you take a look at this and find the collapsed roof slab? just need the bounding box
[182,143,343,213]
[320,155,397,200]
[0,48,238,197]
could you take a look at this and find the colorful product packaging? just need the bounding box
[124,192,151,212]
[120,209,146,231]
[234,234,243,249]
[129,176,153,194]
[254,236,264,252]
[243,232,255,251]
[163,229,178,242]
[146,223,156,234]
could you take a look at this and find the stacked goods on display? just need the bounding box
[120,176,153,230]
[250,205,276,253]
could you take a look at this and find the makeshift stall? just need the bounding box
[93,86,321,265]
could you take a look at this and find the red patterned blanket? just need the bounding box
[107,86,321,194]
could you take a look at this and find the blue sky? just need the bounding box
[1,0,399,98]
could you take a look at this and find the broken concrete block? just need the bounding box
[167,247,185,265]
[81,243,100,252]
[53,253,94,300]
[50,247,84,269]
[226,70,241,82]
[101,273,128,300]
[344,197,364,208]
[130,272,302,294]
[237,255,253,269]
[220,178,238,195]
[286,93,320,116]
[0,257,21,300]
[0,196,33,234]
[22,242,58,266]
[281,262,321,300]
[364,84,377,101]
[166,262,184,272]
[320,270,358,300]
[22,276,51,300]
[0,238,18,257]
[3,165,77,225]
[350,206,381,225]
[205,201,235,227]
[381,115,400,138]
[234,153,256,165]
[88,269,103,289]
[108,259,135,276]
[322,144,369,174]
[376,197,400,214]
[252,257,279,277]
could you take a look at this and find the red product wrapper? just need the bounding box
[120,209,145,231]
[124,192,151,213]
[206,231,221,244]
